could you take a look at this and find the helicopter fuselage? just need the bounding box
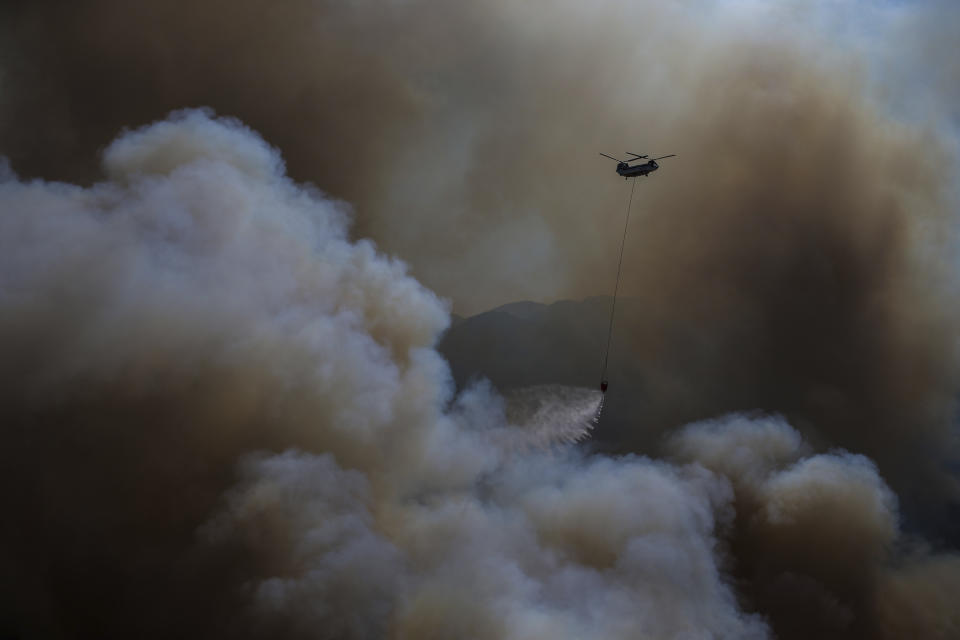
[616,160,659,178]
[601,152,674,177]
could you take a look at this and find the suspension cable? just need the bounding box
[599,177,637,389]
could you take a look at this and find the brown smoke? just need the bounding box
[1,103,958,640]
[2,1,960,638]
[668,415,960,640]
[10,0,951,312]
[612,44,960,503]
[0,111,774,638]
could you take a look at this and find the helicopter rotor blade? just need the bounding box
[599,153,624,162]
[626,153,648,159]
[650,154,676,161]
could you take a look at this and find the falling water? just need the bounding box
[497,384,603,449]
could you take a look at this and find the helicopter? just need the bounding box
[600,152,676,178]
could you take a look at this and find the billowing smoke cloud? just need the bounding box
[3,0,960,637]
[2,109,958,640]
[0,110,758,638]
[0,109,454,637]
[668,415,960,640]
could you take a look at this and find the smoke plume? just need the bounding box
[2,1,960,638]
[0,110,759,638]
[5,1,954,311]
[668,415,960,640]
[1,107,958,640]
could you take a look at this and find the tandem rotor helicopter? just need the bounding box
[600,152,676,178]
[595,149,676,401]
